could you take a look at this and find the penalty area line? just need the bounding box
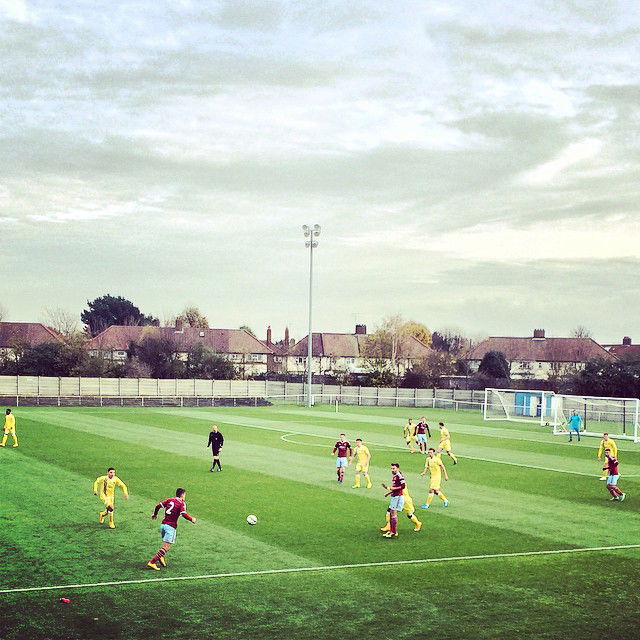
[2,544,639,595]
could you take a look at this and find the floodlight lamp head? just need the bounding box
[313,224,321,236]
[305,240,311,248]
[302,224,310,237]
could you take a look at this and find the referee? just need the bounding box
[207,425,224,472]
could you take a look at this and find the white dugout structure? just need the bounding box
[484,388,640,442]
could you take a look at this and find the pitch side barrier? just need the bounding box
[0,394,307,408]
[0,392,485,412]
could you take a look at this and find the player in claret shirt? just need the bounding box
[147,488,197,570]
[415,417,431,454]
[602,449,626,502]
[331,433,352,483]
[381,463,405,538]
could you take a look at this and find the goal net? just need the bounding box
[483,388,554,425]
[550,394,639,442]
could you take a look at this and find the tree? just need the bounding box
[363,315,411,382]
[176,306,209,328]
[81,295,158,337]
[478,351,511,379]
[132,333,184,378]
[186,344,236,379]
[402,321,432,347]
[42,307,79,337]
[570,325,593,339]
[11,342,88,376]
[402,350,456,388]
[563,359,640,398]
[0,302,5,322]
[431,329,468,355]
[239,325,255,337]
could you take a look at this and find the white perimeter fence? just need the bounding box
[0,375,487,411]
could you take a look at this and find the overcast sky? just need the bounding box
[1,0,639,343]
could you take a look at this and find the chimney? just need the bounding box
[355,324,367,335]
[532,329,545,339]
[266,325,272,345]
[623,336,632,346]
[175,318,184,333]
[284,326,290,344]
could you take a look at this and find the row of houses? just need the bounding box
[1,321,638,380]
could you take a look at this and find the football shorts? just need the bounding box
[389,495,405,511]
[417,434,427,443]
[429,475,442,491]
[608,475,620,485]
[161,524,177,543]
[355,461,369,473]
[336,456,348,468]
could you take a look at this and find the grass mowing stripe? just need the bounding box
[4,543,639,595]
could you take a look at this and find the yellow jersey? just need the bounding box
[3,414,16,431]
[93,475,128,498]
[403,422,416,438]
[440,427,450,441]
[354,444,370,463]
[425,455,443,477]
[597,438,617,458]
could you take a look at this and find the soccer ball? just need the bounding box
[246,514,258,525]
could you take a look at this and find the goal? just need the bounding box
[483,388,555,425]
[549,394,639,442]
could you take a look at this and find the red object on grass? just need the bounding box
[60,598,71,603]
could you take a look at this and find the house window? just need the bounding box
[346,358,355,364]
[115,351,126,357]
[249,354,265,362]
[274,356,282,363]
[296,357,306,365]
[538,362,543,368]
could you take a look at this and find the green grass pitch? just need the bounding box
[1,403,639,640]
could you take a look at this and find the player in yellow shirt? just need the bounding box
[93,467,129,529]
[438,422,457,464]
[0,408,18,447]
[351,438,372,489]
[419,447,449,508]
[597,433,618,480]
[403,418,417,453]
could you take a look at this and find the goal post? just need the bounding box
[483,388,554,425]
[550,394,639,442]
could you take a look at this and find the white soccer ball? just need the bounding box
[246,514,258,525]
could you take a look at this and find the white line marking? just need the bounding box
[273,426,603,477]
[3,544,639,595]
[279,433,399,452]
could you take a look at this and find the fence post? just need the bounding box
[37,375,40,396]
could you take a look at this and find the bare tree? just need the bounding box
[570,325,593,339]
[42,307,79,337]
[0,302,5,322]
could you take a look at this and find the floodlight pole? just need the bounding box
[302,224,320,408]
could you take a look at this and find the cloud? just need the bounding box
[0,0,31,23]
[519,138,603,185]
[1,0,639,341]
